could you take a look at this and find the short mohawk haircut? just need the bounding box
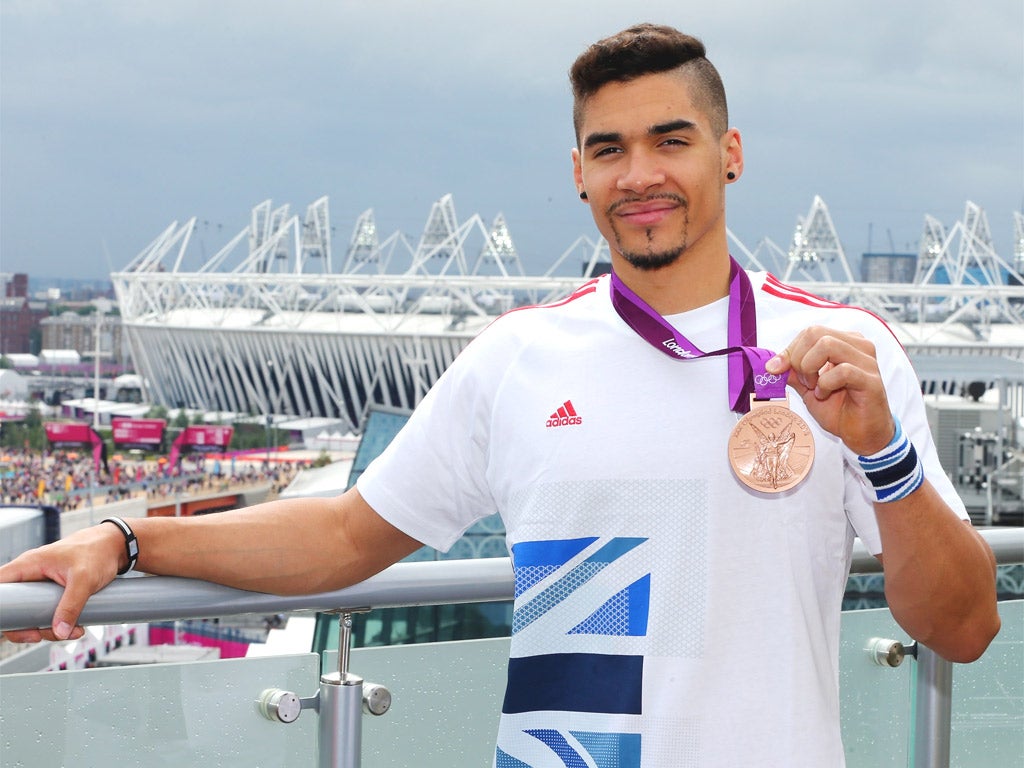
[570,23,728,141]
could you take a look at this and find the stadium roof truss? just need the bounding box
[113,195,604,430]
[782,195,856,283]
[112,195,1024,430]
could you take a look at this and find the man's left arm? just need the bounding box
[872,481,998,662]
[767,326,1000,663]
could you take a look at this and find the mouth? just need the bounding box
[609,195,684,226]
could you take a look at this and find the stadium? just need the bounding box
[112,194,1024,434]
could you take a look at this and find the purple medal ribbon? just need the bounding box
[609,257,787,413]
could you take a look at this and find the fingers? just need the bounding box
[767,326,895,455]
[0,551,85,642]
[768,327,877,398]
[0,525,122,643]
[52,576,96,640]
[3,628,46,643]
[3,625,85,643]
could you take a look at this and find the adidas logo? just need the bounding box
[546,400,583,428]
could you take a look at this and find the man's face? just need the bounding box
[572,70,741,272]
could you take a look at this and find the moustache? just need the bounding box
[607,193,687,215]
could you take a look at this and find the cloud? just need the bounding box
[1,0,1021,278]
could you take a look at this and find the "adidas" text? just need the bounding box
[546,399,582,428]
[546,415,583,428]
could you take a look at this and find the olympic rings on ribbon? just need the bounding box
[754,373,785,387]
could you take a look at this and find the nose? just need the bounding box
[617,150,665,194]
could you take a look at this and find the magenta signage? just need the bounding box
[44,422,96,445]
[179,425,234,449]
[44,422,105,474]
[112,418,166,446]
[169,425,235,467]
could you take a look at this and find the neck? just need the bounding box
[611,248,733,315]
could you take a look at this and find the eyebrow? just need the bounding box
[582,131,622,149]
[582,119,698,149]
[650,119,697,135]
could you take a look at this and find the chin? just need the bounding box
[621,248,685,272]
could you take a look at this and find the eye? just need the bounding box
[592,145,622,158]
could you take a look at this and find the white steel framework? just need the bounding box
[112,195,1024,432]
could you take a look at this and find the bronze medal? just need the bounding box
[728,396,815,493]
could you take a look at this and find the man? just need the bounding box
[1,23,999,767]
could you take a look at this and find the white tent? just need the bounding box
[0,369,28,400]
[40,349,81,365]
[3,353,39,369]
[278,459,354,499]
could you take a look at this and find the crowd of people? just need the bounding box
[0,447,305,512]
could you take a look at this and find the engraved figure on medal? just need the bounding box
[728,397,815,494]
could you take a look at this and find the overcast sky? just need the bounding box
[1,0,1021,280]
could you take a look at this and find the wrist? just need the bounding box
[856,416,924,503]
[101,518,139,575]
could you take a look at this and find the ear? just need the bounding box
[571,147,586,198]
[722,128,744,183]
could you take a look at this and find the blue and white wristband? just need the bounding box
[857,417,925,503]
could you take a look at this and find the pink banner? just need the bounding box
[169,425,235,467]
[44,422,106,475]
[147,627,250,659]
[112,418,166,447]
[180,425,234,450]
[44,422,95,445]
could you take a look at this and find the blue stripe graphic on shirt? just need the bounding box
[512,537,597,597]
[495,747,533,768]
[568,573,650,637]
[497,731,642,768]
[512,537,647,634]
[572,731,642,768]
[526,730,587,767]
[502,652,643,715]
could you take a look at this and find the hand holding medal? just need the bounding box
[764,327,895,459]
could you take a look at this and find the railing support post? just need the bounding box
[912,644,953,768]
[318,611,366,768]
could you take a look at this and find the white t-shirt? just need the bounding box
[358,271,965,768]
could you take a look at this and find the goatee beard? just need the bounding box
[620,246,685,271]
[609,193,688,272]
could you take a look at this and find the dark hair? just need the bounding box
[570,23,729,142]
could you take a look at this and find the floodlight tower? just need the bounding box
[782,196,855,283]
[914,215,947,284]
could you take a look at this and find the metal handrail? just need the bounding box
[0,557,514,632]
[1,528,1021,632]
[1,527,1020,768]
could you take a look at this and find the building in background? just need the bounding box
[0,273,48,355]
[40,311,129,368]
[861,252,917,283]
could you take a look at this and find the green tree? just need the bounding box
[24,404,42,430]
[145,404,169,419]
[1,403,46,451]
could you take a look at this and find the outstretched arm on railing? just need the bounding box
[0,486,423,644]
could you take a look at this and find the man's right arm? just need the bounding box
[0,487,423,643]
